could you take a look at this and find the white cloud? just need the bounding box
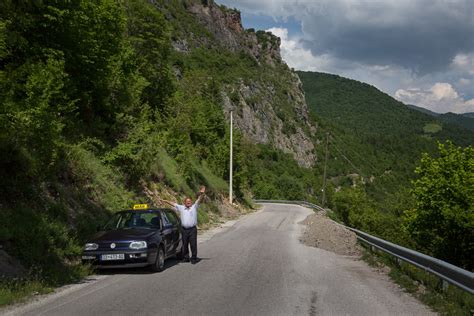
[395,83,474,113]
[221,0,474,73]
[451,53,474,75]
[266,27,333,72]
[266,27,416,96]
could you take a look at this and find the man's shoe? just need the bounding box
[191,258,200,264]
[182,258,190,263]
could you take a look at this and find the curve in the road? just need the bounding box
[4,203,434,316]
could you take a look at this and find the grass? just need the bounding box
[325,209,342,222]
[155,148,193,196]
[193,161,228,192]
[67,144,135,210]
[0,262,91,307]
[0,278,52,307]
[361,245,474,315]
[423,123,443,134]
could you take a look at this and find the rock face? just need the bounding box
[178,0,318,167]
[187,1,281,66]
[221,79,316,168]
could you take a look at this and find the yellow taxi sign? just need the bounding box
[133,204,148,210]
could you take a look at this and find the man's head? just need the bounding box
[184,197,193,208]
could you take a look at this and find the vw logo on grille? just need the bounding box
[110,243,116,249]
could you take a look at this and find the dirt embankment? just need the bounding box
[0,249,26,278]
[300,212,361,257]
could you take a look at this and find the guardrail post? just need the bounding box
[396,257,401,266]
[442,280,449,292]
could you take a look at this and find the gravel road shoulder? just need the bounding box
[300,211,361,257]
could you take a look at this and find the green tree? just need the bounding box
[404,142,473,269]
[124,0,174,110]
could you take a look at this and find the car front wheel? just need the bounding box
[151,247,165,272]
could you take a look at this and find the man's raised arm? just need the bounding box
[195,185,206,205]
[160,198,177,208]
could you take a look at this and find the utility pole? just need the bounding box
[229,110,233,204]
[321,132,329,207]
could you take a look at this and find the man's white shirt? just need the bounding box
[174,202,199,228]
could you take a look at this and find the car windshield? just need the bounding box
[103,211,161,230]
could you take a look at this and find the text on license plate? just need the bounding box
[101,254,125,261]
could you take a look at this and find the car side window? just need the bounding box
[161,212,172,227]
[165,211,179,226]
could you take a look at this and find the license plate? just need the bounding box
[101,254,125,261]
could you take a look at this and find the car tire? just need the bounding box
[151,246,165,272]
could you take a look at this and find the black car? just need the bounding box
[82,205,182,272]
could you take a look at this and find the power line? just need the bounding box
[329,136,366,177]
[329,133,379,175]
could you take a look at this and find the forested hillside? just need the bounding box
[298,71,472,196]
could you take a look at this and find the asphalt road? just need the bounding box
[5,204,434,316]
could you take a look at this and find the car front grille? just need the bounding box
[98,242,130,250]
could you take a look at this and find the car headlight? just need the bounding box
[129,241,147,250]
[84,243,99,251]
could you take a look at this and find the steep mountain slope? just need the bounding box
[156,0,317,167]
[299,72,472,145]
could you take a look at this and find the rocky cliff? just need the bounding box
[160,0,317,167]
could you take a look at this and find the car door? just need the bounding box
[165,210,181,252]
[161,211,175,256]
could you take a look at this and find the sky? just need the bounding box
[217,0,474,114]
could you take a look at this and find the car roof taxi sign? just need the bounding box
[133,204,148,210]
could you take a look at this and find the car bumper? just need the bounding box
[82,249,157,269]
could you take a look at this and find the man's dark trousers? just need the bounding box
[181,226,197,260]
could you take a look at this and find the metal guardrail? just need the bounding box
[254,199,474,294]
[349,228,474,294]
[254,199,325,212]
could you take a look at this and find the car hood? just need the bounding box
[91,228,157,242]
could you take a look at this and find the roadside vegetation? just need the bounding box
[361,246,474,315]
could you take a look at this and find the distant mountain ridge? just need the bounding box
[298,71,473,145]
[407,104,474,131]
[406,104,439,116]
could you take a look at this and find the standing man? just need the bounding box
[161,186,206,264]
